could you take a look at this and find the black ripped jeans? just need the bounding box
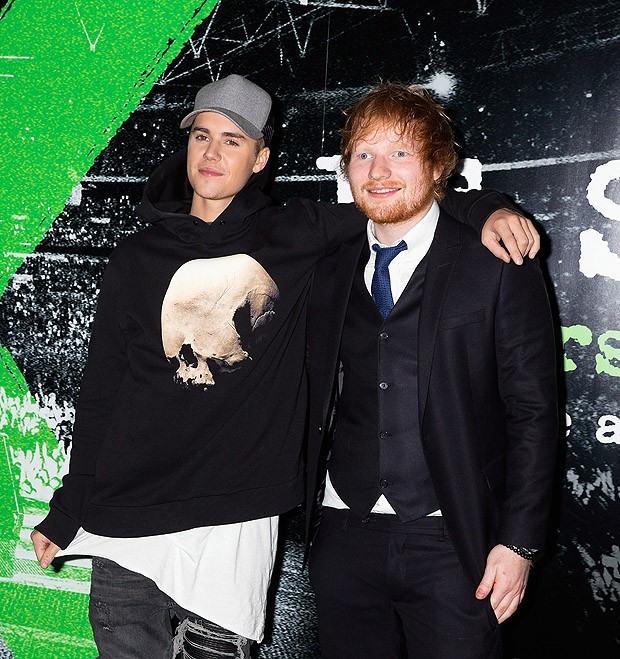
[89,557,252,659]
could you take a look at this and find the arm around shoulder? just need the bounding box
[290,198,365,253]
[441,188,540,263]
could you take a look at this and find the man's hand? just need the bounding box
[475,544,532,624]
[482,209,540,265]
[31,530,61,569]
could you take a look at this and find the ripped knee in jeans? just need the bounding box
[173,617,252,659]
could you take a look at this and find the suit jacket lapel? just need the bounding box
[418,212,462,424]
[321,236,367,423]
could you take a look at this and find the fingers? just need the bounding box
[475,564,496,600]
[30,530,61,569]
[481,232,511,264]
[481,210,542,265]
[476,544,531,623]
[491,584,526,623]
[30,530,46,562]
[476,571,524,622]
[494,218,529,265]
[526,218,541,258]
[475,580,493,600]
[513,216,536,258]
[40,542,61,569]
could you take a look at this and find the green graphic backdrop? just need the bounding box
[0,1,218,656]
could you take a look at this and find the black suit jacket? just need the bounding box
[305,209,558,585]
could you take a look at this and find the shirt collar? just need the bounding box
[367,201,440,251]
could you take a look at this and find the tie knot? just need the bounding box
[372,240,407,268]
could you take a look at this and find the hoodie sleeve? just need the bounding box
[291,188,518,256]
[35,251,129,548]
[440,188,519,234]
[292,199,365,254]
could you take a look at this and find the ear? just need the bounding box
[433,163,444,182]
[253,147,270,173]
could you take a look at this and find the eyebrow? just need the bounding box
[191,126,248,140]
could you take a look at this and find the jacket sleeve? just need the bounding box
[493,257,558,548]
[440,188,519,234]
[35,251,129,548]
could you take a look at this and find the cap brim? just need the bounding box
[180,108,263,140]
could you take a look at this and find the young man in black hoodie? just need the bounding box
[30,74,539,657]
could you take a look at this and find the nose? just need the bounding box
[368,155,390,180]
[202,141,221,161]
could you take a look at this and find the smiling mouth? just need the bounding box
[365,186,401,196]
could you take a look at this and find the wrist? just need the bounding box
[503,544,538,562]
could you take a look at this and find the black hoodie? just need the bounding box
[37,148,511,547]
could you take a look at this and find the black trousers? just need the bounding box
[309,508,501,659]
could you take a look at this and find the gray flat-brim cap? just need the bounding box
[180,74,271,140]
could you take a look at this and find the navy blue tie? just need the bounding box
[371,240,407,319]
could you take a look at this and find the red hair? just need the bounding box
[340,82,459,199]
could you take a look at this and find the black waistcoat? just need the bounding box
[329,242,440,521]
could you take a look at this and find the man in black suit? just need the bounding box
[306,83,558,658]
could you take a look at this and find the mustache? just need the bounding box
[360,181,404,191]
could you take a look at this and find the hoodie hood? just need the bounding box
[138,147,273,244]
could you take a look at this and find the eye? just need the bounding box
[225,139,240,147]
[394,150,408,158]
[356,152,371,160]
